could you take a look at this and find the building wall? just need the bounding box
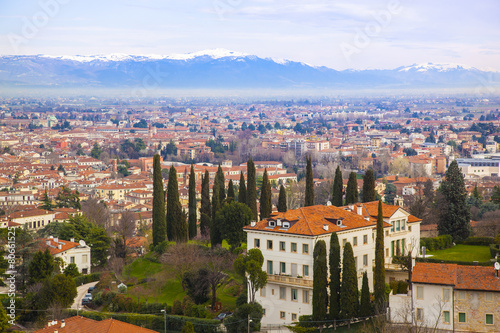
[454,290,500,332]
[413,283,454,331]
[55,245,91,274]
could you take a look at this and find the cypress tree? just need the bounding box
[278,185,287,212]
[188,164,197,240]
[200,170,211,237]
[238,171,246,205]
[152,154,166,246]
[345,172,359,205]
[211,177,222,247]
[359,271,372,318]
[167,165,187,242]
[329,233,341,320]
[259,169,272,219]
[332,166,343,206]
[438,160,471,241]
[340,242,358,320]
[374,200,386,311]
[216,164,226,204]
[304,155,315,206]
[227,179,235,201]
[246,157,258,221]
[312,240,328,322]
[362,169,375,202]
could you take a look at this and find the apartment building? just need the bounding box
[39,236,92,274]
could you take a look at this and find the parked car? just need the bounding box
[87,286,95,293]
[81,297,91,306]
[84,293,92,300]
[215,312,232,322]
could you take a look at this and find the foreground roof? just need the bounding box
[35,316,158,333]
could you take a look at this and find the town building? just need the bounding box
[38,236,92,274]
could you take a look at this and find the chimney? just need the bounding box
[277,219,282,227]
[54,237,58,243]
[250,221,256,227]
[357,205,363,216]
[323,224,329,231]
[61,319,65,328]
[70,238,74,243]
[46,240,51,246]
[58,245,62,250]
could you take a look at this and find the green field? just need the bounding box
[427,245,491,262]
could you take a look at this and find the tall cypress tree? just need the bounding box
[332,166,343,206]
[167,165,187,242]
[259,169,272,219]
[278,185,287,212]
[304,156,315,206]
[359,271,372,318]
[340,242,358,320]
[313,240,328,322]
[246,157,258,221]
[211,177,222,247]
[200,170,211,237]
[216,164,226,204]
[438,160,471,241]
[188,164,197,240]
[345,172,359,205]
[329,233,341,320]
[227,179,235,202]
[152,154,166,246]
[374,200,386,311]
[238,171,246,205]
[362,169,375,202]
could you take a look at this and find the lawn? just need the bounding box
[426,244,491,262]
[122,254,163,280]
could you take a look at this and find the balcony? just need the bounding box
[267,274,313,288]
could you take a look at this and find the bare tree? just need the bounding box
[160,243,203,289]
[82,198,111,230]
[286,180,305,210]
[203,248,233,309]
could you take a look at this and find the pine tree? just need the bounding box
[304,156,315,206]
[438,160,471,241]
[374,200,386,311]
[362,169,375,202]
[259,169,272,219]
[278,185,287,212]
[332,166,343,206]
[329,232,341,320]
[340,242,358,319]
[211,177,222,247]
[345,172,359,204]
[359,271,372,317]
[312,240,328,322]
[167,165,187,242]
[40,190,53,211]
[472,184,481,200]
[246,157,258,221]
[216,164,226,204]
[200,170,211,237]
[227,179,235,201]
[152,154,166,246]
[188,164,197,239]
[238,171,246,205]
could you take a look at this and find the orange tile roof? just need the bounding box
[412,263,458,286]
[37,238,82,255]
[35,316,158,333]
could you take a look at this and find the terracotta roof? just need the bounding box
[37,238,82,255]
[412,263,458,286]
[34,316,158,333]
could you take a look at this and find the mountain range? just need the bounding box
[1,49,499,91]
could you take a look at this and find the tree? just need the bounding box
[472,184,481,200]
[81,198,111,229]
[329,233,341,320]
[374,200,386,311]
[182,268,210,305]
[359,271,372,317]
[181,322,195,333]
[238,172,247,205]
[167,166,187,242]
[234,248,267,304]
[88,227,111,267]
[227,179,235,201]
[345,172,359,204]
[438,160,471,241]
[28,249,55,284]
[217,202,253,249]
[491,186,500,205]
[278,185,287,212]
[259,169,272,219]
[152,154,166,246]
[40,190,53,211]
[246,157,258,220]
[114,210,136,258]
[224,303,263,333]
[49,274,77,307]
[0,304,9,333]
[216,164,226,204]
[304,156,315,206]
[332,166,343,206]
[90,143,102,159]
[205,249,232,309]
[312,240,327,322]
[385,183,397,205]
[362,169,375,202]
[63,263,80,277]
[200,170,211,237]
[55,186,81,209]
[340,242,358,319]
[188,165,197,239]
[211,177,222,247]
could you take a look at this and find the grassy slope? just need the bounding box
[427,244,491,262]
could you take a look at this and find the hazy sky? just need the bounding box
[1,0,499,70]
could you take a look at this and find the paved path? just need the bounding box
[71,281,98,310]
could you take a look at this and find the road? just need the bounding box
[71,281,98,310]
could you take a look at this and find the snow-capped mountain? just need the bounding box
[0,50,498,90]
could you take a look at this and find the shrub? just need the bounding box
[460,237,495,246]
[421,235,453,251]
[495,233,500,245]
[172,299,183,315]
[74,272,101,286]
[490,244,500,259]
[397,281,408,294]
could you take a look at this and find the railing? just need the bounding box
[267,274,313,288]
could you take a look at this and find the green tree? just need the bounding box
[188,164,197,239]
[28,249,54,284]
[49,274,77,307]
[88,227,111,267]
[166,166,187,242]
[362,169,375,202]
[332,166,343,206]
[227,179,235,201]
[259,169,272,219]
[359,271,372,317]
[217,202,253,249]
[329,233,341,320]
[63,263,80,277]
[278,185,287,212]
[340,242,358,319]
[200,170,211,237]
[345,172,359,204]
[491,186,500,205]
[438,160,471,241]
[90,142,102,159]
[55,186,81,209]
[181,322,195,333]
[211,177,222,247]
[304,156,315,206]
[216,164,226,204]
[152,154,166,246]
[312,240,327,322]
[472,184,481,200]
[224,303,263,333]
[384,183,397,205]
[40,190,53,211]
[234,248,267,303]
[246,157,258,220]
[0,304,9,332]
[374,200,386,311]
[238,172,247,205]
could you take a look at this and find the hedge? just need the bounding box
[66,310,221,333]
[390,280,408,295]
[74,272,102,285]
[458,237,495,246]
[416,257,499,266]
[420,235,453,251]
[490,244,500,259]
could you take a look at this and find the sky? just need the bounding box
[0,0,499,71]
